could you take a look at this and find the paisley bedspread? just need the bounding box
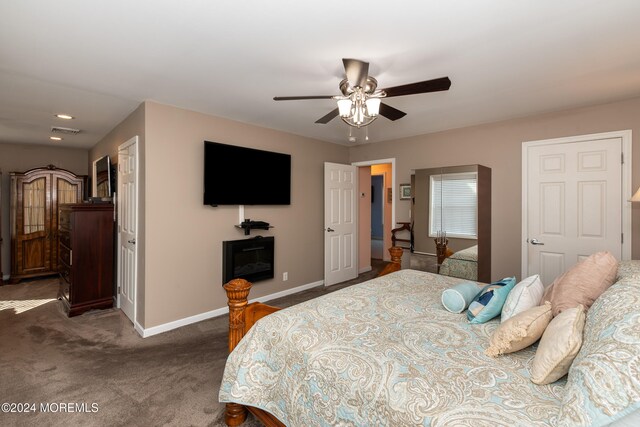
[219,269,564,426]
[439,245,478,281]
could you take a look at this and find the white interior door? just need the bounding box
[324,162,357,286]
[523,134,626,285]
[117,136,138,323]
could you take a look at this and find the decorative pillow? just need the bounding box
[541,281,556,303]
[558,275,640,426]
[531,305,586,385]
[615,260,640,281]
[486,302,552,357]
[501,274,544,321]
[467,277,517,324]
[550,251,618,316]
[441,282,482,313]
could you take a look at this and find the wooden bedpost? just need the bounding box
[223,278,252,353]
[223,278,252,426]
[376,246,404,277]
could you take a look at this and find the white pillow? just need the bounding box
[501,274,544,322]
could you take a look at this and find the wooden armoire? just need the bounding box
[10,165,86,282]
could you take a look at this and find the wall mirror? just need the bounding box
[412,164,491,283]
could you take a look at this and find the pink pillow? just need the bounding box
[550,251,617,316]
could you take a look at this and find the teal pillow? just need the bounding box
[467,277,517,324]
[441,282,482,313]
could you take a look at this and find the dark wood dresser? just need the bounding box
[58,203,114,317]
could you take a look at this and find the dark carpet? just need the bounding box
[0,260,386,426]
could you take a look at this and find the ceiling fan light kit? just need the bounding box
[335,88,383,128]
[274,58,451,134]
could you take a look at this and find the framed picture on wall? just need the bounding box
[399,183,411,200]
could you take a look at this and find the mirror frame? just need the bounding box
[412,164,491,282]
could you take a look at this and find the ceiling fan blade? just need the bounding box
[342,58,369,88]
[382,77,451,98]
[273,95,335,101]
[315,108,339,124]
[379,103,407,121]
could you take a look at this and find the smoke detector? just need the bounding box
[51,126,81,135]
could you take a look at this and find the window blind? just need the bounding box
[429,172,478,238]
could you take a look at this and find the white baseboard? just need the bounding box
[250,279,324,304]
[134,321,146,338]
[137,279,325,338]
[358,266,372,274]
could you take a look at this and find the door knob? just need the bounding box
[325,228,335,232]
[529,238,545,245]
[128,239,136,245]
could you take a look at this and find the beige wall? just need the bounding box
[349,96,640,281]
[358,166,371,271]
[0,143,88,279]
[143,101,348,328]
[89,103,146,326]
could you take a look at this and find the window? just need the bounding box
[429,172,478,239]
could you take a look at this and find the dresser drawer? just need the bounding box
[59,244,72,266]
[59,275,71,301]
[59,230,71,250]
[58,263,73,284]
[59,209,71,231]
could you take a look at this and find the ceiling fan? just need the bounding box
[274,58,451,128]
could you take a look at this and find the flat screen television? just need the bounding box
[203,141,291,206]
[93,155,112,198]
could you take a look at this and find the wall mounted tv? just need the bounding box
[203,141,291,206]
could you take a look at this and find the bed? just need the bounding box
[439,244,478,281]
[219,250,640,427]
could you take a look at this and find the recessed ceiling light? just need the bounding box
[55,114,74,120]
[50,136,63,141]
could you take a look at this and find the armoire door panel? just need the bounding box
[10,166,86,282]
[21,236,48,271]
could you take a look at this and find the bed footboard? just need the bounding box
[222,245,403,426]
[223,278,283,426]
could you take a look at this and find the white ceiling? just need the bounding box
[1,0,640,149]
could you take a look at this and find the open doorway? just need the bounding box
[371,174,384,259]
[353,159,395,273]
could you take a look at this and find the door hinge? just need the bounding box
[622,233,624,244]
[622,153,624,164]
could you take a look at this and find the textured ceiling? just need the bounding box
[1,0,640,148]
